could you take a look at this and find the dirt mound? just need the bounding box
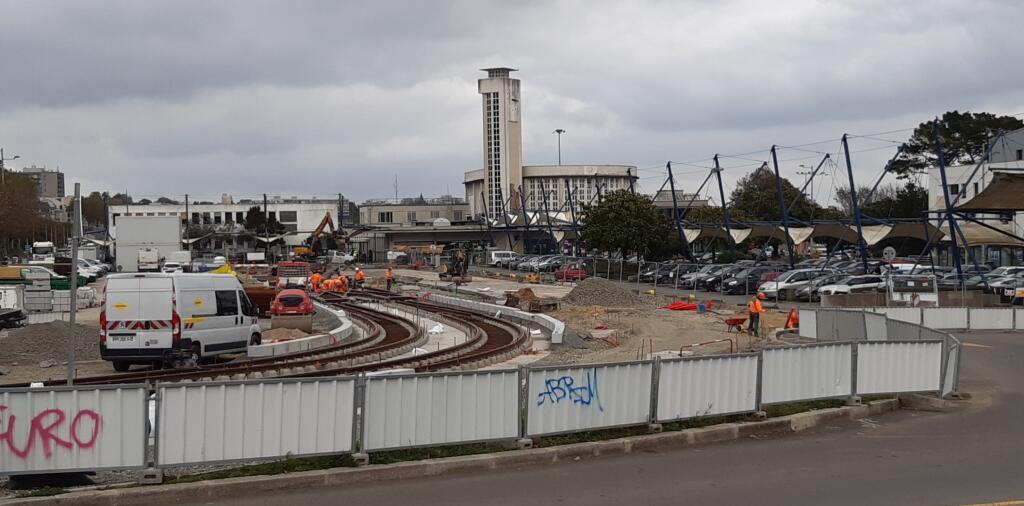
[263,328,310,342]
[562,277,643,307]
[515,287,540,301]
[0,321,100,362]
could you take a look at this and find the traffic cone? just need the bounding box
[784,308,799,329]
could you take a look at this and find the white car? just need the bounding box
[818,275,888,296]
[162,262,184,273]
[758,268,831,300]
[101,273,262,371]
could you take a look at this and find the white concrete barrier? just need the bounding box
[427,293,565,344]
[363,370,519,451]
[761,343,853,404]
[856,342,942,395]
[656,354,758,421]
[968,308,1014,330]
[526,361,652,436]
[247,303,354,358]
[798,309,817,339]
[0,385,148,475]
[157,378,356,466]
[922,307,968,330]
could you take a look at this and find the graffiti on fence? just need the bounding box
[0,405,102,459]
[536,369,603,411]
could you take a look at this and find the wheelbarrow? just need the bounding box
[722,316,747,333]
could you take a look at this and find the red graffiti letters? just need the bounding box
[0,405,101,459]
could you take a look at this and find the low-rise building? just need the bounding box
[358,196,469,227]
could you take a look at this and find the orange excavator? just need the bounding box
[294,213,346,259]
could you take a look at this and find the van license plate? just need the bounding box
[110,334,135,342]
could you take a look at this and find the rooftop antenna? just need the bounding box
[393,174,398,202]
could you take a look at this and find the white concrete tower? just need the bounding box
[479,67,523,220]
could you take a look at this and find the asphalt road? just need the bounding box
[198,331,1021,506]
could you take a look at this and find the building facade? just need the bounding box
[465,164,637,216]
[20,166,65,198]
[107,197,343,252]
[358,196,469,227]
[927,127,1024,266]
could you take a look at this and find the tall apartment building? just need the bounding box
[21,166,65,198]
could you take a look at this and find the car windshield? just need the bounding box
[278,296,305,307]
[164,263,180,268]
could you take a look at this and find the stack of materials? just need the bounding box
[23,271,52,313]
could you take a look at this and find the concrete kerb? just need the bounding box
[3,399,902,506]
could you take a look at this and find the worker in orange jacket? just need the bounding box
[354,268,366,288]
[748,292,766,337]
[337,274,349,294]
[309,272,322,293]
[385,267,394,292]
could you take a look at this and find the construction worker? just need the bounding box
[354,267,366,288]
[748,292,767,337]
[324,276,336,292]
[309,271,322,294]
[385,266,394,292]
[337,273,349,294]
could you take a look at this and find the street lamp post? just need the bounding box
[553,129,566,165]
[1,148,21,185]
[796,165,814,202]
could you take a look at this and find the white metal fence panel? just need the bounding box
[815,310,839,340]
[941,344,959,397]
[157,378,355,466]
[0,385,147,475]
[1016,309,1024,330]
[856,342,942,395]
[923,307,967,330]
[835,311,867,340]
[363,370,519,451]
[761,344,853,404]
[886,319,923,341]
[879,307,922,324]
[968,308,1013,330]
[527,362,652,436]
[656,355,758,422]
[864,312,888,341]
[798,309,817,339]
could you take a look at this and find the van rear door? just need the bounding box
[105,276,175,352]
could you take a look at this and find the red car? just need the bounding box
[554,265,588,281]
[270,289,314,316]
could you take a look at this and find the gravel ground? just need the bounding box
[561,277,643,307]
[0,320,100,363]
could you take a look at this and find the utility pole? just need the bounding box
[840,135,870,274]
[184,194,191,260]
[67,183,81,385]
[0,148,21,185]
[665,162,691,260]
[553,129,566,165]
[769,148,795,269]
[263,193,269,260]
[713,155,733,246]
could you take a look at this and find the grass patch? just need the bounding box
[371,443,511,465]
[763,399,845,418]
[16,486,67,498]
[164,454,356,484]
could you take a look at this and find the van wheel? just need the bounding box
[250,333,262,346]
[112,360,130,372]
[184,344,202,367]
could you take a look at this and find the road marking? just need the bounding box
[962,501,1024,506]
[962,342,992,349]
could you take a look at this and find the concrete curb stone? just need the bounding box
[2,399,900,506]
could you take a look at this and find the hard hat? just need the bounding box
[355,267,360,271]
[757,292,766,300]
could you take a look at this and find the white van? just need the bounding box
[101,273,262,371]
[489,250,515,266]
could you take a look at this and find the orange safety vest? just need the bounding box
[338,276,349,292]
[322,279,333,292]
[355,271,366,282]
[748,299,765,314]
[385,270,393,280]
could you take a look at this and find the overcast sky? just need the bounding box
[1,0,1021,206]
